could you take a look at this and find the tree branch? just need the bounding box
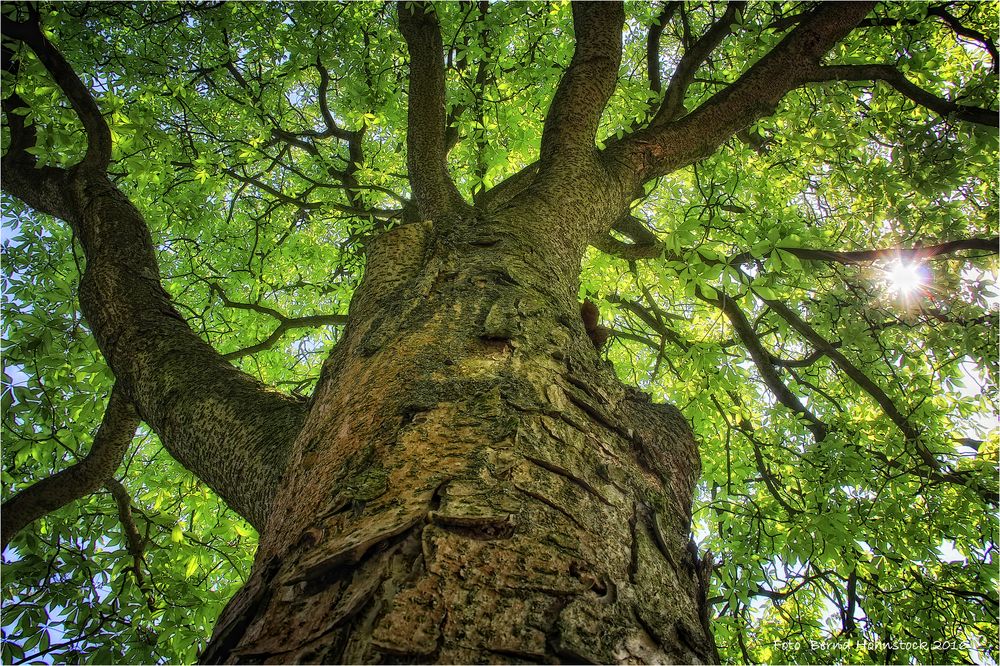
[1,386,139,550]
[397,2,469,219]
[606,294,688,349]
[694,287,829,442]
[223,314,347,361]
[646,3,680,96]
[104,477,154,608]
[0,41,76,221]
[590,225,997,267]
[927,4,998,74]
[480,161,538,212]
[539,1,625,168]
[757,295,924,447]
[1,11,309,530]
[314,56,358,143]
[698,288,996,502]
[482,3,628,247]
[769,6,997,73]
[769,347,832,369]
[755,292,997,505]
[2,13,111,170]
[591,214,665,260]
[214,51,375,213]
[804,64,998,128]
[745,236,1000,266]
[651,2,745,126]
[605,2,874,186]
[208,286,348,360]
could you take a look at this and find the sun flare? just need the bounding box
[886,261,925,297]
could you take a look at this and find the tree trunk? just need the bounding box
[202,210,717,664]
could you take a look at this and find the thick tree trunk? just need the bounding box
[203,210,716,664]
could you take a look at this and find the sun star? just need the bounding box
[886,260,925,297]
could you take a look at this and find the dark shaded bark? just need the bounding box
[70,168,308,530]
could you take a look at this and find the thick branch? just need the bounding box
[591,214,665,259]
[480,161,538,212]
[2,22,309,530]
[2,14,111,169]
[805,64,998,127]
[397,2,468,219]
[539,1,625,167]
[1,386,139,550]
[651,2,745,126]
[605,2,874,185]
[68,171,308,530]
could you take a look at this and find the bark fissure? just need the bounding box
[523,454,613,507]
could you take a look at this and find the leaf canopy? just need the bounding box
[2,1,997,663]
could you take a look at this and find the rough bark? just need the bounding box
[69,167,308,530]
[198,4,885,661]
[203,207,715,664]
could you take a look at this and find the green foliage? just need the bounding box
[2,2,997,663]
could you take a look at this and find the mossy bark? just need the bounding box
[203,210,717,664]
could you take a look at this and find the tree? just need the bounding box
[1,0,996,662]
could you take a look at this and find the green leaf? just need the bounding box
[171,525,185,544]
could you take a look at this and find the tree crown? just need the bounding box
[2,1,997,663]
